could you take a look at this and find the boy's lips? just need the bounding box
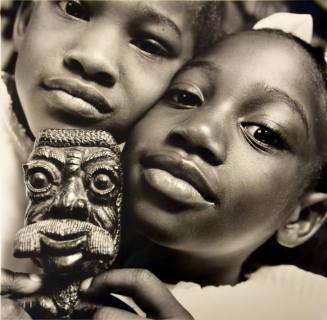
[141,153,217,207]
[43,77,113,118]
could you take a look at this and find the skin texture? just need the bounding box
[14,1,194,141]
[122,32,326,285]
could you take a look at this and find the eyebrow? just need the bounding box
[31,148,65,168]
[138,5,181,38]
[182,60,220,74]
[251,83,309,136]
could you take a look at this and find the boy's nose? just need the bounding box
[167,111,227,166]
[63,29,120,87]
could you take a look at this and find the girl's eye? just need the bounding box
[58,0,90,21]
[167,89,203,108]
[242,123,286,150]
[131,38,169,57]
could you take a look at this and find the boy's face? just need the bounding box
[123,33,324,262]
[14,1,194,141]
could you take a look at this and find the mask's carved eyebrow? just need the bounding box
[83,150,118,167]
[30,148,65,168]
[138,5,181,38]
[250,83,309,137]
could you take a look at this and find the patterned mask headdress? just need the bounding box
[14,129,122,318]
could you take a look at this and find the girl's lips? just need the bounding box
[42,77,113,119]
[141,153,218,206]
[143,168,215,207]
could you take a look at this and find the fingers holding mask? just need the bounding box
[2,298,32,320]
[80,268,193,319]
[1,268,42,296]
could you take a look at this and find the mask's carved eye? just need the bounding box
[24,162,60,196]
[90,170,115,196]
[25,168,55,194]
[29,172,50,190]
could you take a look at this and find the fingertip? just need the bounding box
[28,274,42,283]
[15,276,42,294]
[79,277,93,292]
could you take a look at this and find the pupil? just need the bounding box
[94,174,111,190]
[66,1,84,18]
[176,91,201,107]
[254,128,277,145]
[30,172,48,189]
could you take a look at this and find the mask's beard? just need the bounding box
[14,219,119,265]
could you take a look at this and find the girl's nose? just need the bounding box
[167,111,227,166]
[63,27,120,87]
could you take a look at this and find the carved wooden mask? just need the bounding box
[14,129,122,277]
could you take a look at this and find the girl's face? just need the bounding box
[14,1,194,141]
[123,32,324,263]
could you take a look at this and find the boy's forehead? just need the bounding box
[86,1,192,24]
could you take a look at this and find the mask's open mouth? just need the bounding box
[40,233,87,255]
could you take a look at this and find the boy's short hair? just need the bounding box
[188,1,224,55]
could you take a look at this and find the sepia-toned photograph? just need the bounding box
[1,1,327,319]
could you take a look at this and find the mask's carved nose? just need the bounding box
[48,177,90,221]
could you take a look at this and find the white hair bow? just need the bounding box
[253,12,313,44]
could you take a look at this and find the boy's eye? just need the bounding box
[166,88,204,108]
[58,0,90,21]
[131,38,169,57]
[241,123,287,150]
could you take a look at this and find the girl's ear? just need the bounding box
[276,192,327,248]
[13,2,34,52]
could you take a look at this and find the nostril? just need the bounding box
[65,57,84,75]
[94,72,116,87]
[64,54,116,87]
[196,147,220,166]
[168,132,188,150]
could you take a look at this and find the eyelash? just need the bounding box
[57,0,90,21]
[130,38,170,58]
[241,122,288,151]
[165,87,204,108]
